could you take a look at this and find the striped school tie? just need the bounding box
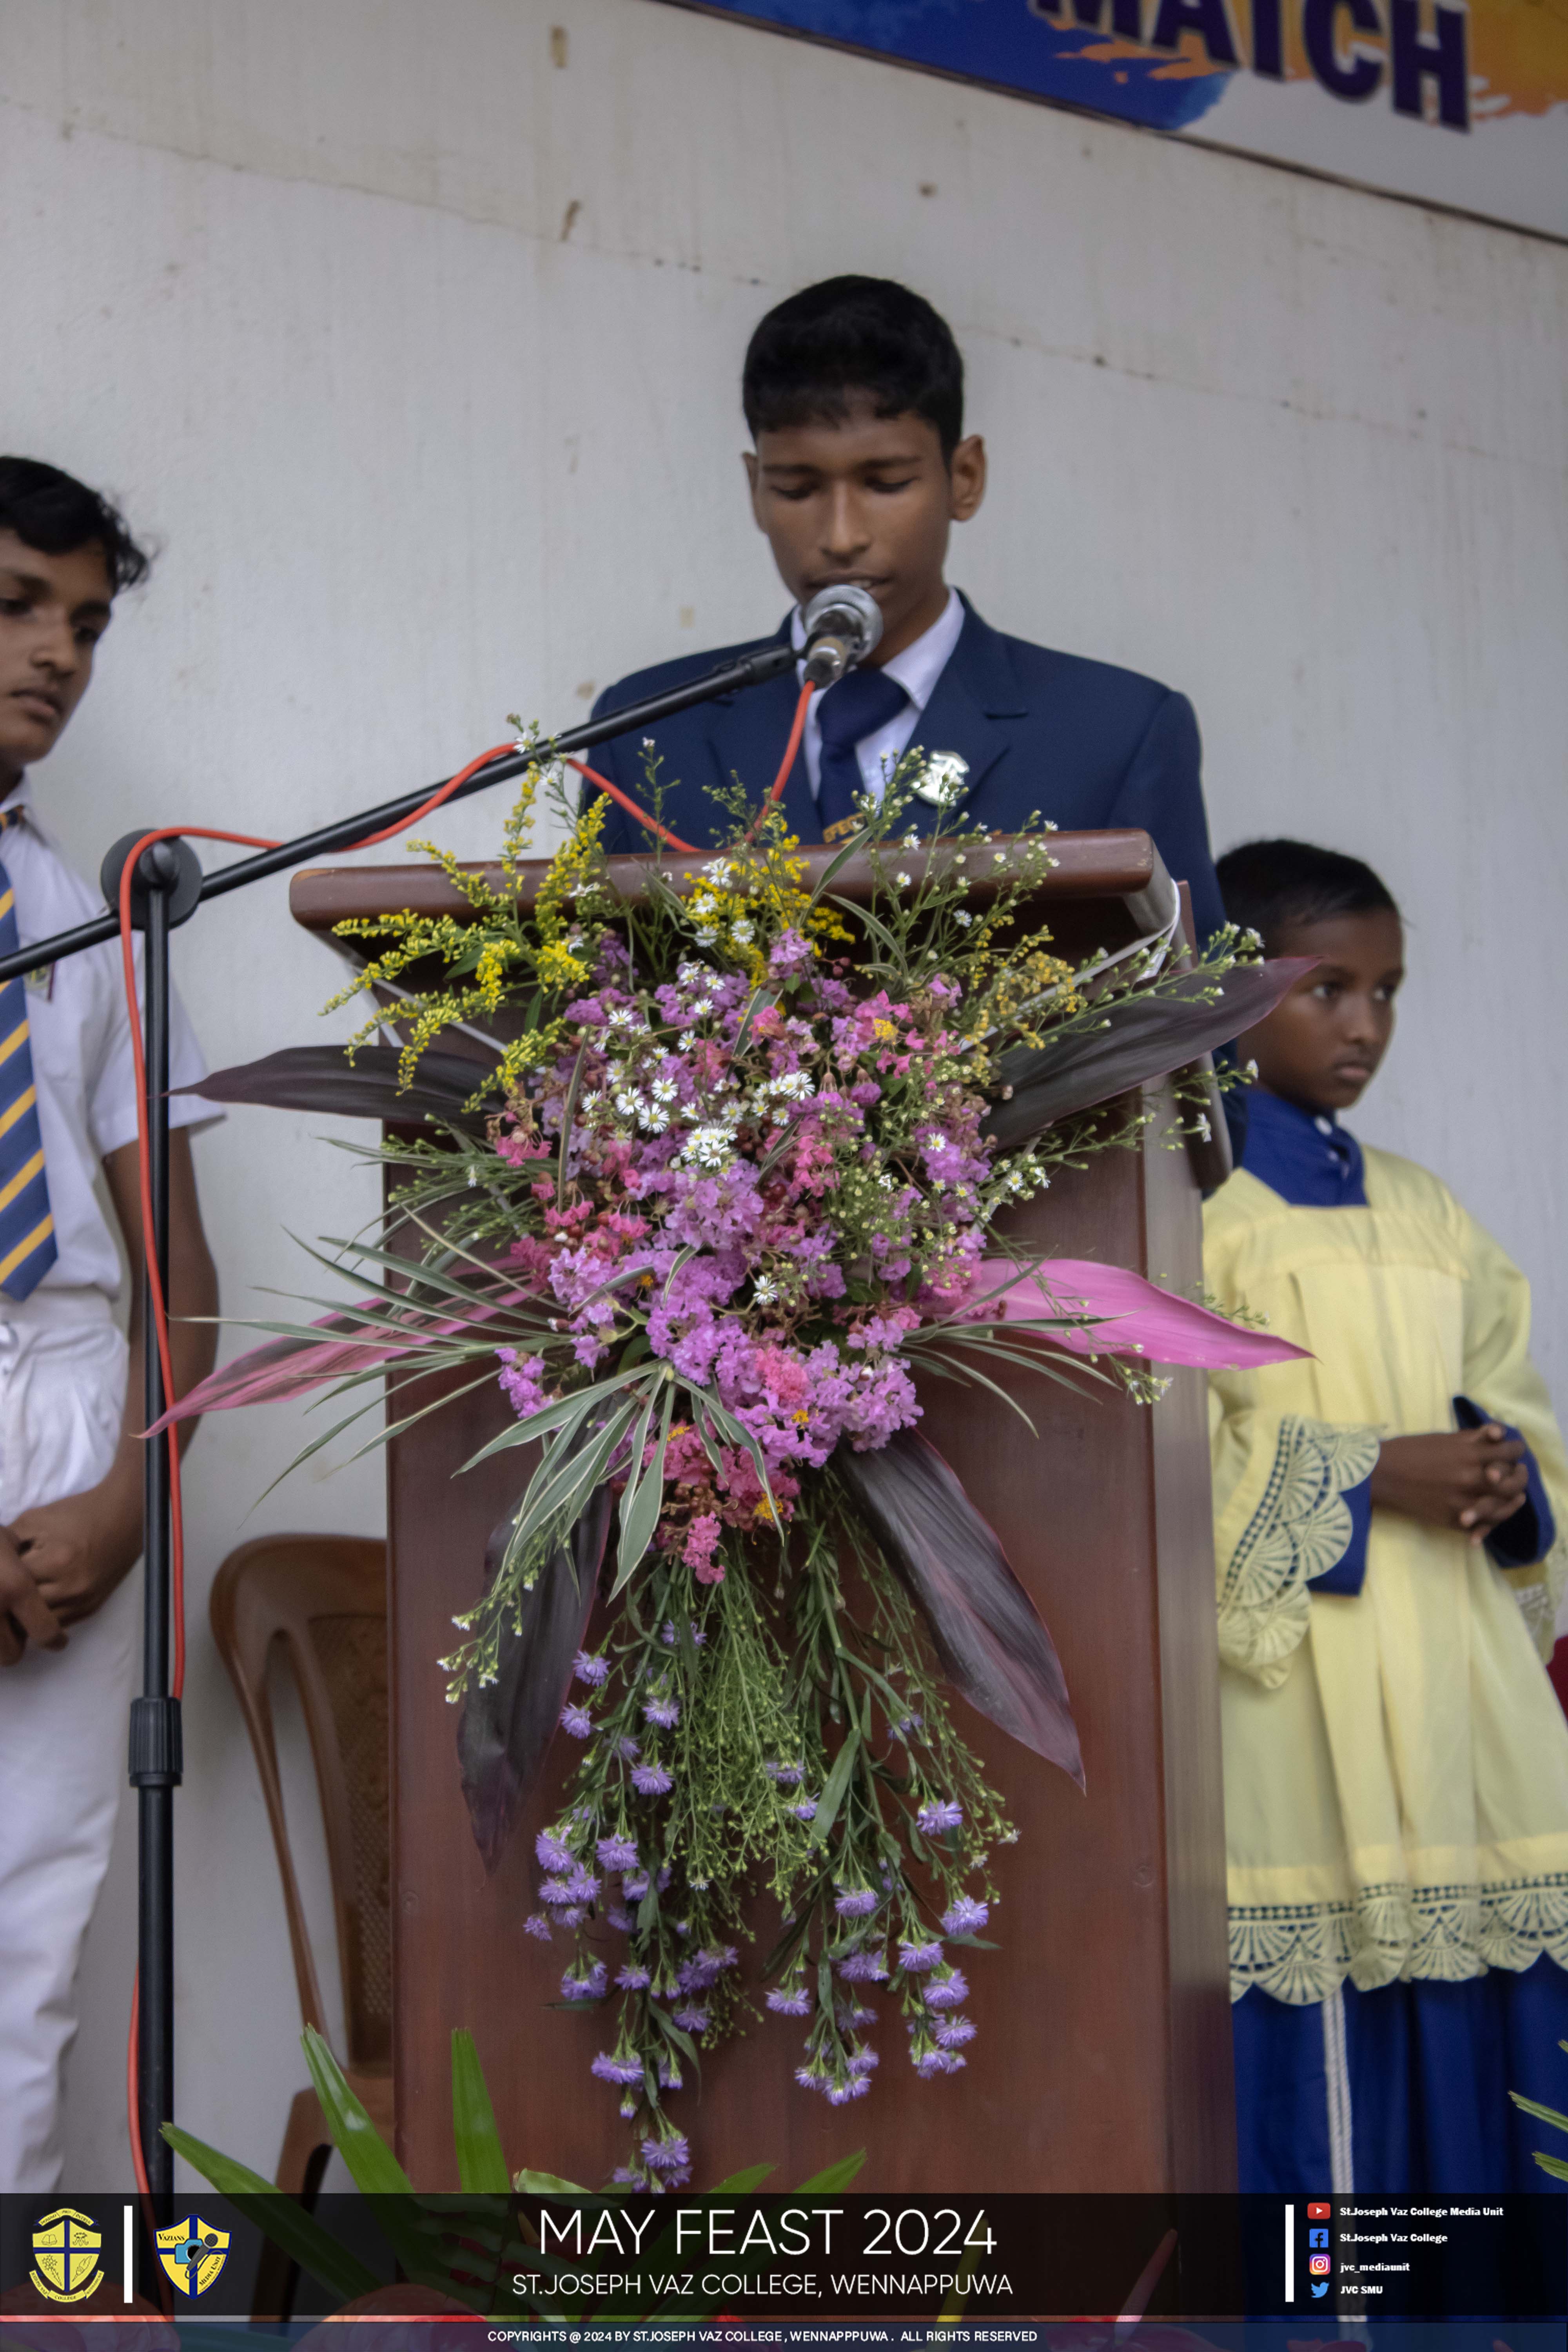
[0,808,57,1299]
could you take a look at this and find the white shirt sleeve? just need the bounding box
[87,952,217,1160]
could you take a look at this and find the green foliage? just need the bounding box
[166,2026,864,2320]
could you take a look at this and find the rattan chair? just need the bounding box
[209,1535,393,2204]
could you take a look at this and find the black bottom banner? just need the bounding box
[2,2194,1562,2336]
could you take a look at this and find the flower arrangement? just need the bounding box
[173,753,1304,2188]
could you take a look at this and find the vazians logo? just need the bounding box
[29,2208,103,2304]
[155,2217,230,2298]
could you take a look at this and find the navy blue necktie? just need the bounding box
[0,807,56,1299]
[815,667,910,844]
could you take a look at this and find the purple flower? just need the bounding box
[561,1961,607,2003]
[523,1913,553,1942]
[540,1866,599,1908]
[497,1350,550,1421]
[917,1797,963,1835]
[535,1831,573,1873]
[935,2015,976,2049]
[617,1735,641,1761]
[834,1887,880,1919]
[591,2051,644,2085]
[623,1869,650,1900]
[672,2005,710,2033]
[616,1963,652,1991]
[606,1902,634,1933]
[574,1651,610,1687]
[656,2058,683,2091]
[846,2045,879,2076]
[642,1694,681,1730]
[632,1762,673,1796]
[825,2076,872,2105]
[766,1984,812,2016]
[765,1761,804,1787]
[596,1834,639,1871]
[836,1950,889,1984]
[790,1798,818,1822]
[561,1702,594,1739]
[914,2047,966,2078]
[941,1895,990,1936]
[677,1944,738,1991]
[642,2132,691,2176]
[898,1940,943,1973]
[924,1968,969,2011]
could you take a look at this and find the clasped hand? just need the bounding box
[1370,1424,1530,1545]
[0,1475,143,1665]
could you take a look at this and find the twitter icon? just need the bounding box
[1312,2283,1330,2300]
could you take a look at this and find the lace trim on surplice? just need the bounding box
[1509,1528,1568,1660]
[1218,1415,1382,1681]
[1230,1873,1568,2004]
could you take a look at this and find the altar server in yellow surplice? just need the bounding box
[1205,838,1568,2196]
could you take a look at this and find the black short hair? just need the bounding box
[742,277,964,458]
[0,456,151,593]
[1216,838,1400,948]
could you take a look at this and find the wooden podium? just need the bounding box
[289,831,1237,2192]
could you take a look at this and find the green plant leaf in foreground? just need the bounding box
[302,2024,413,2193]
[795,2150,867,2192]
[158,2122,383,2305]
[453,2026,512,2192]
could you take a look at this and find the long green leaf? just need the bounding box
[711,2162,776,2192]
[614,1384,660,1582]
[452,2028,512,2193]
[159,2123,383,2304]
[795,2150,867,2191]
[462,1363,648,1471]
[612,1378,676,1597]
[513,2167,592,2193]
[301,2025,412,2193]
[1533,2151,1568,2181]
[1509,2090,1568,2136]
[807,1727,861,1850]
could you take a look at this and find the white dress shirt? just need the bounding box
[792,586,965,803]
[0,777,214,1301]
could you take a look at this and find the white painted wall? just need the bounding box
[0,0,1563,2189]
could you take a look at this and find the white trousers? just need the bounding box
[0,1288,132,2190]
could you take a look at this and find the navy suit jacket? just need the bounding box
[586,594,1226,946]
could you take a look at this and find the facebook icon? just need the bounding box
[1310,2228,1328,2247]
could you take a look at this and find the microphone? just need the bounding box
[800,584,884,688]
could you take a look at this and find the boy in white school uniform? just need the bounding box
[0,457,218,2187]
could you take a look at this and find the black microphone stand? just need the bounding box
[0,638,794,2208]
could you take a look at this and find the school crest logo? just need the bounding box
[155,2216,230,2298]
[29,2207,104,2303]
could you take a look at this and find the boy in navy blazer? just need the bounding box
[588,276,1225,949]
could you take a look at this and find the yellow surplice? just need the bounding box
[1205,1145,1568,2010]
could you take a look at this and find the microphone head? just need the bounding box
[800,583,884,688]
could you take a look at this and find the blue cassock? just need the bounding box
[586,594,1228,949]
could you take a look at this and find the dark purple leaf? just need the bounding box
[174,1044,497,1134]
[457,1483,612,1872]
[984,958,1314,1148]
[837,1428,1083,1789]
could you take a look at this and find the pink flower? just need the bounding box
[684,1512,724,1583]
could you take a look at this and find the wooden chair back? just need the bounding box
[209,1535,392,2068]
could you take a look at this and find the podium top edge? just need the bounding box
[289,829,1162,934]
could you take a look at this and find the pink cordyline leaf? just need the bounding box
[977,1257,1307,1372]
[147,1290,533,1430]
